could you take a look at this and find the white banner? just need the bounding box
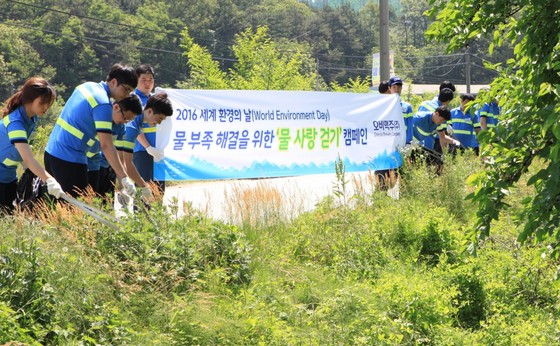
[154,89,404,181]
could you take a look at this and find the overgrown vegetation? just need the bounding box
[2,152,559,345]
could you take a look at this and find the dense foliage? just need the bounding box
[426,0,560,255]
[1,153,559,345]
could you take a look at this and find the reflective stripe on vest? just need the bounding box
[417,127,433,137]
[55,85,100,148]
[56,117,96,147]
[452,118,473,125]
[3,117,28,141]
[420,102,436,112]
[8,129,27,141]
[122,140,135,150]
[77,84,98,108]
[143,127,157,133]
[2,157,19,167]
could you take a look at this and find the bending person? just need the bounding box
[0,77,63,212]
[132,64,167,193]
[44,64,138,198]
[123,92,173,200]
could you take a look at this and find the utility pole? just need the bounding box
[315,58,320,91]
[465,45,471,93]
[380,0,390,81]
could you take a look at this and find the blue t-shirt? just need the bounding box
[477,101,500,128]
[401,99,414,144]
[0,106,37,183]
[99,123,126,169]
[413,111,439,149]
[133,88,156,153]
[46,81,113,164]
[451,106,480,148]
[417,99,446,140]
[123,113,145,154]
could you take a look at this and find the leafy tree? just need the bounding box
[0,55,17,102]
[178,28,228,90]
[248,0,315,40]
[306,4,370,85]
[85,0,137,69]
[128,0,187,87]
[0,25,55,101]
[329,75,371,93]
[32,15,99,97]
[179,26,318,91]
[425,1,560,255]
[229,26,317,90]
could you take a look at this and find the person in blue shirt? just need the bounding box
[412,105,460,171]
[450,93,480,155]
[91,94,144,200]
[477,99,500,130]
[388,76,414,143]
[375,76,413,191]
[130,64,167,194]
[0,77,63,212]
[416,88,455,154]
[122,92,173,196]
[44,64,140,198]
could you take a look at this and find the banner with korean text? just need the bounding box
[154,89,405,181]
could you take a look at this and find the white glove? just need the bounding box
[446,124,454,135]
[141,186,153,201]
[121,177,136,197]
[146,146,165,162]
[46,177,64,198]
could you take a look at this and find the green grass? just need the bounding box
[1,151,559,345]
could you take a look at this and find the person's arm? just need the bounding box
[122,150,154,202]
[136,132,150,149]
[138,130,164,161]
[438,130,460,147]
[15,142,64,198]
[480,116,487,131]
[123,151,147,187]
[15,142,50,182]
[99,132,128,182]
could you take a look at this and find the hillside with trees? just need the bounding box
[0,0,511,102]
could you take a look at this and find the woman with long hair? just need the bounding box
[0,77,64,212]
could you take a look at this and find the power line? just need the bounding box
[7,0,182,37]
[2,20,184,55]
[5,0,233,47]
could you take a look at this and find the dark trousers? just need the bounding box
[97,166,117,197]
[88,170,99,193]
[44,151,88,197]
[133,150,165,194]
[0,179,17,213]
[410,146,444,174]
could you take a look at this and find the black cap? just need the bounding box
[389,76,403,86]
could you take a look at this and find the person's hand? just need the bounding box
[453,139,461,147]
[141,186,153,201]
[46,177,64,198]
[146,146,165,162]
[121,177,136,197]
